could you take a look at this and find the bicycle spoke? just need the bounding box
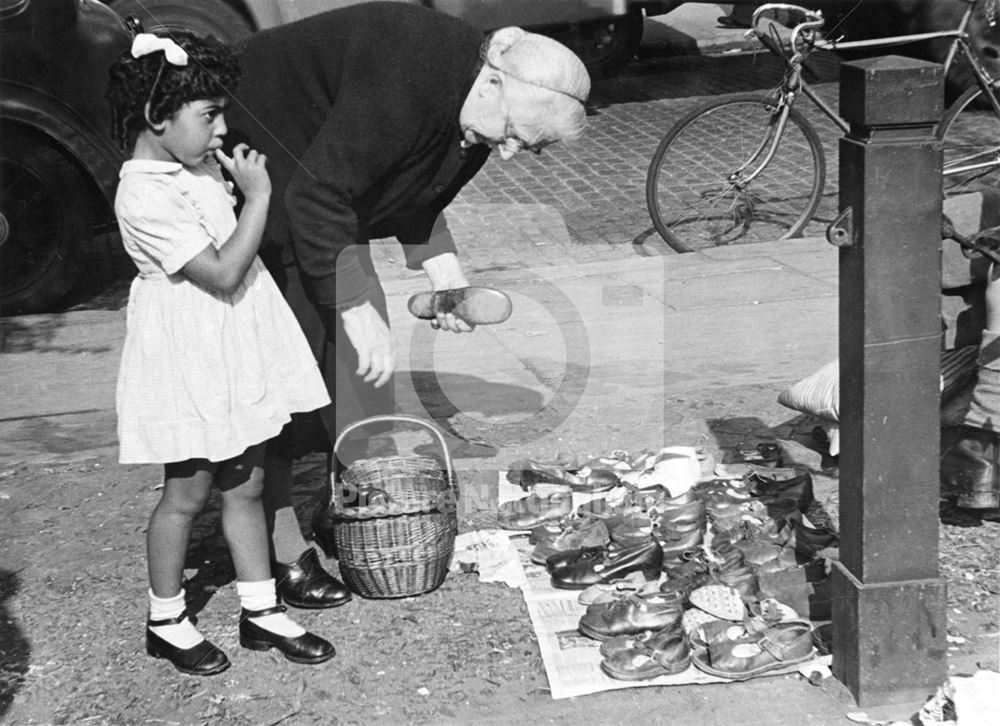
[940,87,1000,199]
[646,95,825,252]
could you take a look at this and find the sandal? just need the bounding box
[599,628,659,659]
[688,599,796,650]
[691,620,815,680]
[407,286,512,325]
[600,625,691,680]
[681,606,722,638]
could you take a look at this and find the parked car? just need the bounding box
[105,0,678,79]
[0,0,134,315]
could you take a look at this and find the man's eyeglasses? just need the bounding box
[501,120,545,156]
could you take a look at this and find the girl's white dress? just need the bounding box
[115,158,330,464]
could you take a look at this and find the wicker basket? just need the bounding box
[327,415,457,599]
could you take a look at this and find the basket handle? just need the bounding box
[332,415,456,509]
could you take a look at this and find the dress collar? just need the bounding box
[120,159,183,177]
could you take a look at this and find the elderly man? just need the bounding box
[225,2,590,608]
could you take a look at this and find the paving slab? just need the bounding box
[0,235,838,470]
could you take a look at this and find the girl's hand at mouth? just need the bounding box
[215,144,271,202]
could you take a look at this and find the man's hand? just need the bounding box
[340,301,396,387]
[421,252,474,333]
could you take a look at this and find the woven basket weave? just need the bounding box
[328,415,457,599]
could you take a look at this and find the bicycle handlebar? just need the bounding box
[750,4,825,61]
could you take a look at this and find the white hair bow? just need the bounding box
[131,33,188,66]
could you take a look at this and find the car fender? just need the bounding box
[0,83,124,210]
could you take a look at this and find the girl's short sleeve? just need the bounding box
[116,178,215,275]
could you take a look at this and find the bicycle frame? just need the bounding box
[748,1,1000,180]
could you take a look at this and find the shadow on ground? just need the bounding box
[0,568,29,718]
[404,369,590,452]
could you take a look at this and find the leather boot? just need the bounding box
[941,424,1000,509]
[273,547,352,609]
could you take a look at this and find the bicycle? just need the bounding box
[645,0,1000,253]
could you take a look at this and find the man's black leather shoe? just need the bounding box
[146,612,230,676]
[239,605,335,664]
[273,547,352,609]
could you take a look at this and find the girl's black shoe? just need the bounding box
[239,605,335,664]
[146,612,230,676]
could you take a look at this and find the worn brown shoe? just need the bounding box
[407,286,512,325]
[550,540,664,590]
[579,591,684,640]
[600,624,691,680]
[498,485,573,530]
[653,519,705,561]
[941,424,1000,509]
[746,467,814,512]
[530,517,610,564]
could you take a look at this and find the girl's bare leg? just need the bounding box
[146,460,222,664]
[149,460,214,597]
[217,443,270,582]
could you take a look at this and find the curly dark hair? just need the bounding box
[106,31,241,153]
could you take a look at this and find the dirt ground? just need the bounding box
[2,406,998,726]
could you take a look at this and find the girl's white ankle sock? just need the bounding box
[148,588,203,649]
[237,579,305,637]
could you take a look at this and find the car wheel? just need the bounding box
[548,9,644,79]
[0,123,91,316]
[109,0,254,43]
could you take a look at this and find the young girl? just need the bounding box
[107,31,335,675]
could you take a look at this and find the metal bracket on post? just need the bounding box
[827,207,855,247]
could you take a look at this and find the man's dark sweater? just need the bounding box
[228,2,491,310]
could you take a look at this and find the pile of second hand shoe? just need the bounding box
[501,444,840,682]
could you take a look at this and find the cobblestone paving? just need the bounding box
[375,49,846,280]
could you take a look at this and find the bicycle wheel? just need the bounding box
[646,93,826,253]
[939,84,1000,199]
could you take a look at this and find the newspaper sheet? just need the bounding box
[498,472,832,699]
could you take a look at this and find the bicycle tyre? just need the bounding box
[938,84,1000,200]
[646,93,826,253]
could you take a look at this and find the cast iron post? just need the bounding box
[832,55,948,706]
